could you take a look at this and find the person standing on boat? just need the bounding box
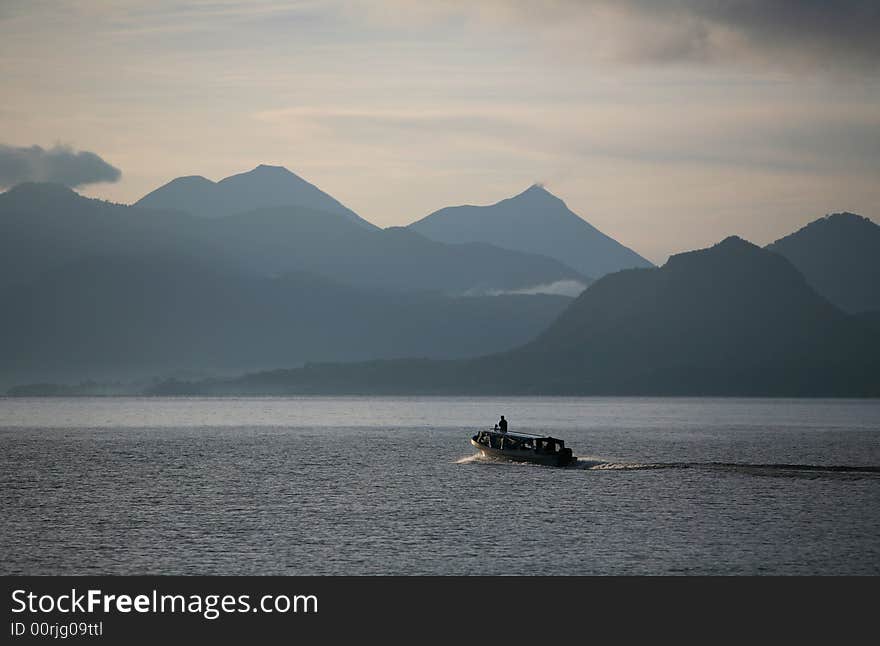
[498,416,508,434]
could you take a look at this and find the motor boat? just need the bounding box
[470,429,576,467]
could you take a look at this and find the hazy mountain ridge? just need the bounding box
[0,182,223,290]
[206,209,589,293]
[766,211,880,313]
[3,178,877,396]
[0,251,573,388]
[134,166,593,292]
[1,181,587,294]
[172,235,879,396]
[0,180,589,387]
[409,184,653,279]
[0,184,577,385]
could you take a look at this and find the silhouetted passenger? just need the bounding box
[498,416,508,433]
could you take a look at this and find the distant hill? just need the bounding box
[0,253,572,388]
[0,182,217,290]
[0,182,587,295]
[184,236,880,396]
[7,179,877,396]
[204,208,589,293]
[136,164,376,228]
[409,184,653,279]
[0,181,587,387]
[766,212,880,313]
[513,236,872,394]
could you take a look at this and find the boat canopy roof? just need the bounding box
[480,429,559,441]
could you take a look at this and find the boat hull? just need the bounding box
[470,438,576,467]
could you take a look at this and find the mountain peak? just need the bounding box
[769,211,876,247]
[766,211,879,313]
[4,181,77,196]
[816,211,875,229]
[136,165,377,228]
[250,164,293,175]
[824,211,870,222]
[166,175,215,187]
[665,235,766,272]
[509,183,560,204]
[410,184,653,278]
[220,164,297,185]
[715,235,759,250]
[2,182,80,204]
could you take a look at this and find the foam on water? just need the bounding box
[460,453,880,479]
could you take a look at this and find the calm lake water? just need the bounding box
[2,396,879,575]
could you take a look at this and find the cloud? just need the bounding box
[466,280,588,298]
[613,0,880,71]
[0,144,121,188]
[683,0,880,66]
[363,0,880,73]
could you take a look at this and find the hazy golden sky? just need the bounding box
[2,0,878,263]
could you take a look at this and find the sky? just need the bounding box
[1,0,878,263]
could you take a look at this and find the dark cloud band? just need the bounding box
[0,144,121,188]
[419,0,880,71]
[647,0,880,68]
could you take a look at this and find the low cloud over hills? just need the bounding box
[0,144,120,189]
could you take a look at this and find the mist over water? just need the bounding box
[2,396,879,575]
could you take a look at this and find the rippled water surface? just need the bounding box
[2,396,879,575]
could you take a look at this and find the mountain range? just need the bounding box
[2,165,877,395]
[0,180,585,295]
[0,176,587,386]
[159,235,879,396]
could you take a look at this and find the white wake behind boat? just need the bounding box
[470,429,576,467]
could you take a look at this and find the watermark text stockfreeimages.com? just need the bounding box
[11,588,317,621]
